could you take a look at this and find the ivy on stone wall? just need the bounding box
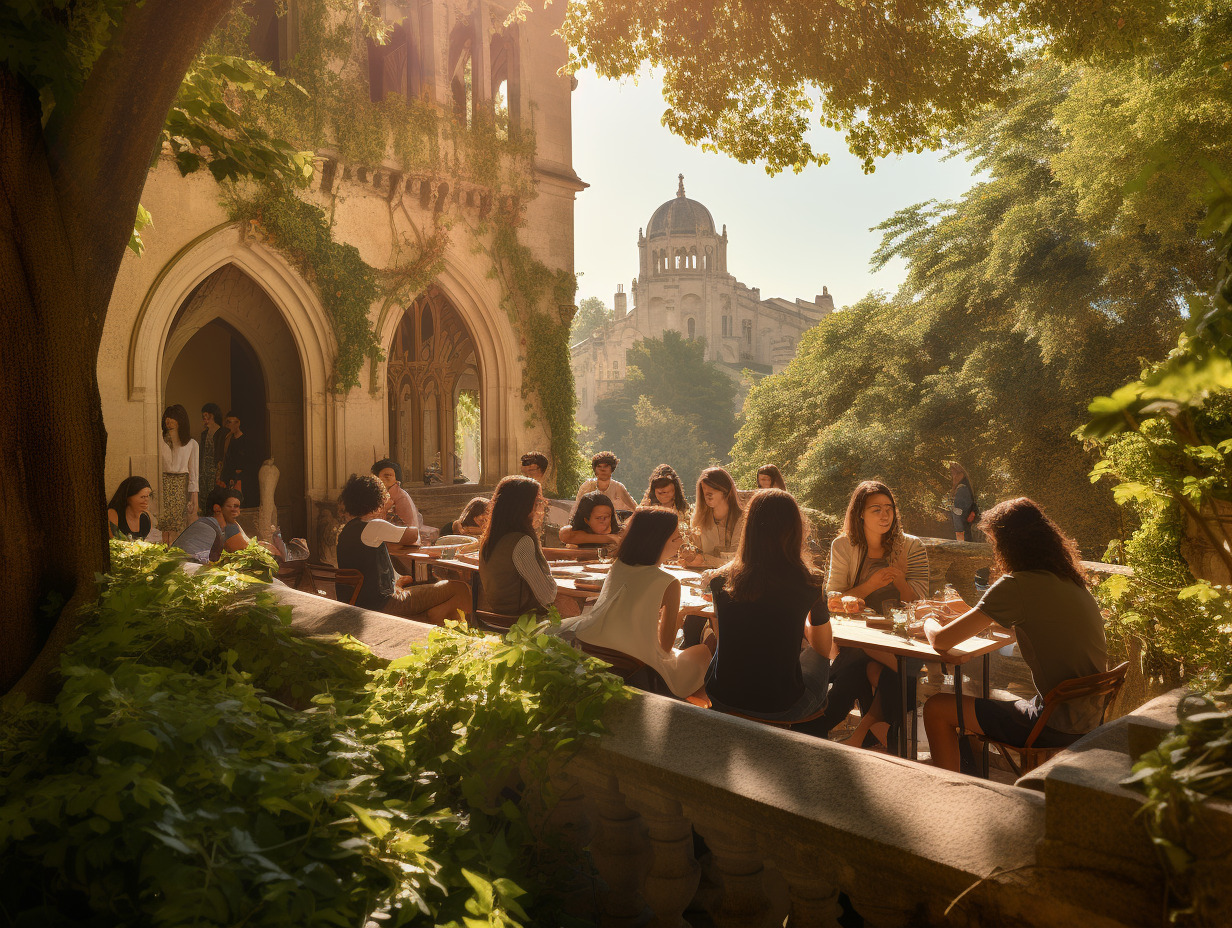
[230,189,380,390]
[209,0,579,465]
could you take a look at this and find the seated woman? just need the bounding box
[922,498,1108,772]
[107,476,153,541]
[681,467,745,569]
[478,475,562,618]
[704,489,836,722]
[563,507,713,698]
[641,464,691,522]
[335,474,471,625]
[816,480,928,748]
[560,491,623,550]
[756,464,787,490]
[443,496,489,537]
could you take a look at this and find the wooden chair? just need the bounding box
[471,610,522,634]
[275,560,311,592]
[977,661,1129,776]
[576,642,646,681]
[304,563,365,606]
[686,688,829,730]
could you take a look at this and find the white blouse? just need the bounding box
[161,438,200,489]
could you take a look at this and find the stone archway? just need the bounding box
[385,286,481,486]
[162,266,307,535]
[122,225,338,534]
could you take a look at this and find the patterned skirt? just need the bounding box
[158,471,189,534]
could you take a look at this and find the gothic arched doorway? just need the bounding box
[386,287,481,486]
[162,265,307,536]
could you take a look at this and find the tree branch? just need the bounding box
[51,0,237,324]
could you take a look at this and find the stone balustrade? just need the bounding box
[271,582,1220,928]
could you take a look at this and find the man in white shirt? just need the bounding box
[574,450,638,513]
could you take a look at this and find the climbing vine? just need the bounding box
[207,0,579,466]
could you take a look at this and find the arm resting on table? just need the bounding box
[926,607,996,653]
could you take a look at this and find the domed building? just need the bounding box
[572,175,835,426]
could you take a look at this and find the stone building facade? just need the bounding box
[572,175,834,426]
[97,0,583,543]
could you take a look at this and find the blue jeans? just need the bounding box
[712,649,831,723]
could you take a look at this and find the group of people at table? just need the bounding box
[111,442,1108,773]
[326,450,1108,773]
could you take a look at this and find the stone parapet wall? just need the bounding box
[269,585,1218,927]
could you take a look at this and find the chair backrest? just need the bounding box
[276,560,310,591]
[576,642,645,679]
[1027,661,1129,748]
[306,563,364,606]
[472,610,521,634]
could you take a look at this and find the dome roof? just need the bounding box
[646,174,716,238]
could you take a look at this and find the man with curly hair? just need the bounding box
[573,450,638,513]
[336,474,470,624]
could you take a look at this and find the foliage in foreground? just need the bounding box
[0,541,625,926]
[1124,675,1232,926]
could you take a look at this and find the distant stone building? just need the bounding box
[572,175,834,426]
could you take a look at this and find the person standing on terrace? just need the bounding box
[923,497,1108,772]
[949,462,979,541]
[157,404,198,544]
[574,451,638,513]
[756,464,787,490]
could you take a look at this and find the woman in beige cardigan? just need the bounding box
[822,480,929,748]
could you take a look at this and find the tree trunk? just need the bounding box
[0,72,109,696]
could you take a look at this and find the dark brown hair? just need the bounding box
[520,451,549,475]
[718,489,821,601]
[569,491,621,534]
[615,507,680,566]
[161,404,191,448]
[641,463,688,513]
[591,450,619,471]
[481,475,542,560]
[458,496,490,528]
[107,476,151,514]
[756,464,786,490]
[841,479,904,560]
[979,497,1087,587]
[691,466,743,534]
[339,473,387,519]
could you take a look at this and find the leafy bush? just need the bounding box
[0,541,625,926]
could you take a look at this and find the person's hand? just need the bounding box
[396,575,414,589]
[872,566,899,586]
[967,512,976,523]
[924,616,944,647]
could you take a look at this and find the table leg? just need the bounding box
[982,654,991,778]
[470,573,481,624]
[897,657,909,759]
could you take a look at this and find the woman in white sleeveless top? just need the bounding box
[564,507,713,698]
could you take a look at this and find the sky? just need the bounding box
[570,70,982,310]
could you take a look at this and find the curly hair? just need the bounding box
[339,473,388,520]
[642,463,688,513]
[841,479,905,561]
[979,497,1087,587]
[591,450,619,471]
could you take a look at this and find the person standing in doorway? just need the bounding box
[950,462,979,541]
[199,403,224,505]
[157,404,198,544]
[219,411,249,496]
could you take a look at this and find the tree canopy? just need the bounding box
[594,332,735,496]
[731,42,1231,550]
[559,0,1196,173]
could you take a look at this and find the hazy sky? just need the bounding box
[570,70,981,310]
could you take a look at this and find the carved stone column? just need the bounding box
[777,863,841,928]
[626,789,699,928]
[585,775,651,926]
[695,822,771,928]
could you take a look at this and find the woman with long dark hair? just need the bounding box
[443,496,490,537]
[817,480,929,748]
[560,491,623,549]
[703,489,835,722]
[563,507,713,698]
[922,498,1108,771]
[478,475,557,617]
[157,404,198,544]
[756,464,786,490]
[107,476,153,541]
[641,464,691,521]
[949,462,978,541]
[683,466,744,568]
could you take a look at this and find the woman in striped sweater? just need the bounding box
[816,480,929,749]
